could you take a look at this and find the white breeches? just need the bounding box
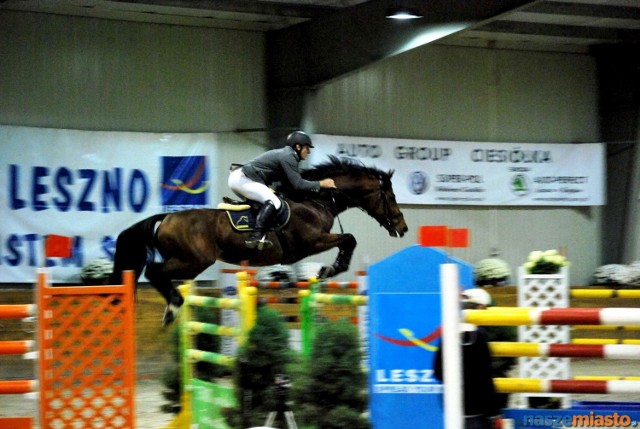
[228,168,282,209]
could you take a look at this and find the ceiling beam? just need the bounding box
[264,0,537,144]
[266,0,538,90]
[108,0,337,18]
[524,1,640,20]
[482,20,640,42]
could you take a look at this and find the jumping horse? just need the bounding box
[109,156,408,325]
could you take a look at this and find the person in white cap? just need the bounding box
[461,287,517,410]
[461,288,493,308]
[435,287,500,429]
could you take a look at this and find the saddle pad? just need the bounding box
[224,201,291,232]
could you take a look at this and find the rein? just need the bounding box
[327,178,396,233]
[330,190,345,234]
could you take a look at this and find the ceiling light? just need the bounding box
[385,7,423,20]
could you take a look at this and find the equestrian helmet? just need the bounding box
[461,288,493,308]
[286,131,314,148]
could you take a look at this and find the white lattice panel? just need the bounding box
[517,266,571,407]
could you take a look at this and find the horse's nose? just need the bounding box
[399,224,408,237]
[393,224,408,237]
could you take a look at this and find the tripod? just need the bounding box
[264,409,298,429]
[265,375,298,429]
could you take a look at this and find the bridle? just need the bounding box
[375,178,404,233]
[377,188,403,233]
[328,174,401,234]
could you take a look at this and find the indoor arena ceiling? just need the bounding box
[1,0,639,55]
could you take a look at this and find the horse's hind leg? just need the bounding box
[109,227,148,284]
[144,262,185,326]
[145,259,209,326]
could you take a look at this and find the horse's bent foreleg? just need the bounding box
[318,233,357,279]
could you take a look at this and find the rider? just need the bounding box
[228,131,336,248]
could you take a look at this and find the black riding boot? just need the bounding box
[246,201,276,249]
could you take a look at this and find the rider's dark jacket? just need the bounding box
[241,146,321,192]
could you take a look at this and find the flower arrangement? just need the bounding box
[80,258,113,285]
[593,262,640,287]
[524,249,569,274]
[474,258,511,286]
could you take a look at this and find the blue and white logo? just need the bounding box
[160,156,209,209]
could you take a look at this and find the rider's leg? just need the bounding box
[228,170,282,248]
[228,170,282,209]
[246,200,277,248]
[228,168,249,201]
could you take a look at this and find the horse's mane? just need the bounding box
[302,155,391,182]
[277,155,392,202]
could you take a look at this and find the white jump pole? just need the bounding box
[440,263,464,429]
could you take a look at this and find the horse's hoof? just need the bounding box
[162,304,181,326]
[318,266,335,279]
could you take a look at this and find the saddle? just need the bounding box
[218,197,291,232]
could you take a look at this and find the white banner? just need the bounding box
[0,126,220,283]
[309,135,605,206]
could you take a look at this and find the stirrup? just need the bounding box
[245,233,273,250]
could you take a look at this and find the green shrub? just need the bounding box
[323,406,370,429]
[294,319,370,429]
[225,306,292,429]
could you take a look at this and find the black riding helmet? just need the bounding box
[286,131,314,149]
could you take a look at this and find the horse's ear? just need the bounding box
[378,171,394,189]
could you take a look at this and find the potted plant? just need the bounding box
[523,249,569,274]
[474,257,511,286]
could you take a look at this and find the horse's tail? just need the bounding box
[109,213,168,285]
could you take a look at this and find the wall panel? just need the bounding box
[0,11,265,133]
[304,44,601,284]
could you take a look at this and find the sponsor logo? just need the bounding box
[160,156,209,209]
[375,326,441,352]
[511,174,530,196]
[407,171,429,195]
[223,286,237,295]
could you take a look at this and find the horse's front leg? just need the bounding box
[318,233,357,279]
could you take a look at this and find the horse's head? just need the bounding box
[353,169,408,238]
[306,156,408,238]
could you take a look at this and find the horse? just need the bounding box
[109,155,408,325]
